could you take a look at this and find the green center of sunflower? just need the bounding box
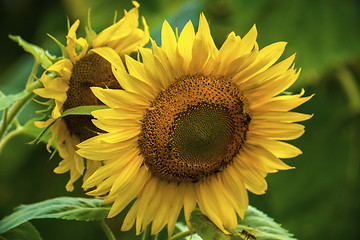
[62,53,122,141]
[138,74,251,182]
[172,103,234,163]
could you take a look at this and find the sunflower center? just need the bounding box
[62,53,121,141]
[172,103,234,163]
[139,74,251,182]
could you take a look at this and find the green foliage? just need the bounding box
[0,197,110,235]
[0,222,43,240]
[190,209,230,240]
[60,105,109,117]
[233,206,295,240]
[8,35,53,69]
[1,0,360,239]
[0,91,27,111]
[29,105,109,145]
[85,10,98,47]
[46,34,68,59]
[190,206,295,240]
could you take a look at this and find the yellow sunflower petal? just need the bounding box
[91,87,149,108]
[208,177,238,230]
[166,183,185,239]
[220,168,248,215]
[247,134,302,158]
[134,177,163,233]
[183,183,197,232]
[189,14,218,74]
[121,200,139,231]
[140,46,170,90]
[251,89,314,112]
[66,20,88,63]
[92,1,149,55]
[91,108,144,121]
[107,167,149,218]
[250,120,305,140]
[196,181,229,234]
[233,153,268,194]
[233,41,287,84]
[112,65,155,99]
[151,182,179,235]
[242,54,296,91]
[108,155,143,196]
[178,20,195,71]
[91,118,140,133]
[254,111,313,123]
[125,55,153,86]
[244,144,293,171]
[90,47,125,71]
[161,20,177,64]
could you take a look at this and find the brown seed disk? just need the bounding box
[138,74,251,182]
[62,53,122,141]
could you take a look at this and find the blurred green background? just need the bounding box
[1,0,360,239]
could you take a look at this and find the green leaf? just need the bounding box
[0,197,110,234]
[9,35,52,69]
[190,209,231,240]
[85,9,98,46]
[0,91,28,111]
[0,222,43,240]
[46,34,69,58]
[60,105,109,117]
[190,206,295,240]
[233,206,295,240]
[28,105,109,145]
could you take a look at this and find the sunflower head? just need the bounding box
[33,1,149,191]
[62,52,121,141]
[77,13,313,237]
[139,74,251,182]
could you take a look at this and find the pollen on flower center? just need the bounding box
[62,53,122,141]
[138,74,251,182]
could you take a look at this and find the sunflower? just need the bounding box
[77,14,313,237]
[33,1,149,191]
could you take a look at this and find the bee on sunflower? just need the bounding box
[33,1,149,191]
[76,13,312,238]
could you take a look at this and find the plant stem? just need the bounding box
[26,62,39,89]
[171,230,194,240]
[336,66,360,113]
[99,220,116,240]
[143,225,157,240]
[0,81,41,142]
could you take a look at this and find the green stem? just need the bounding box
[336,66,360,113]
[26,62,39,89]
[171,230,194,240]
[1,108,8,131]
[99,220,116,240]
[143,225,157,240]
[0,81,41,142]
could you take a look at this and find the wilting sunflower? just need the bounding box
[77,14,313,237]
[33,1,149,191]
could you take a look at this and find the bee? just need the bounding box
[191,174,207,183]
[214,162,227,174]
[81,79,93,86]
[245,113,252,125]
[241,229,256,240]
[214,165,224,173]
